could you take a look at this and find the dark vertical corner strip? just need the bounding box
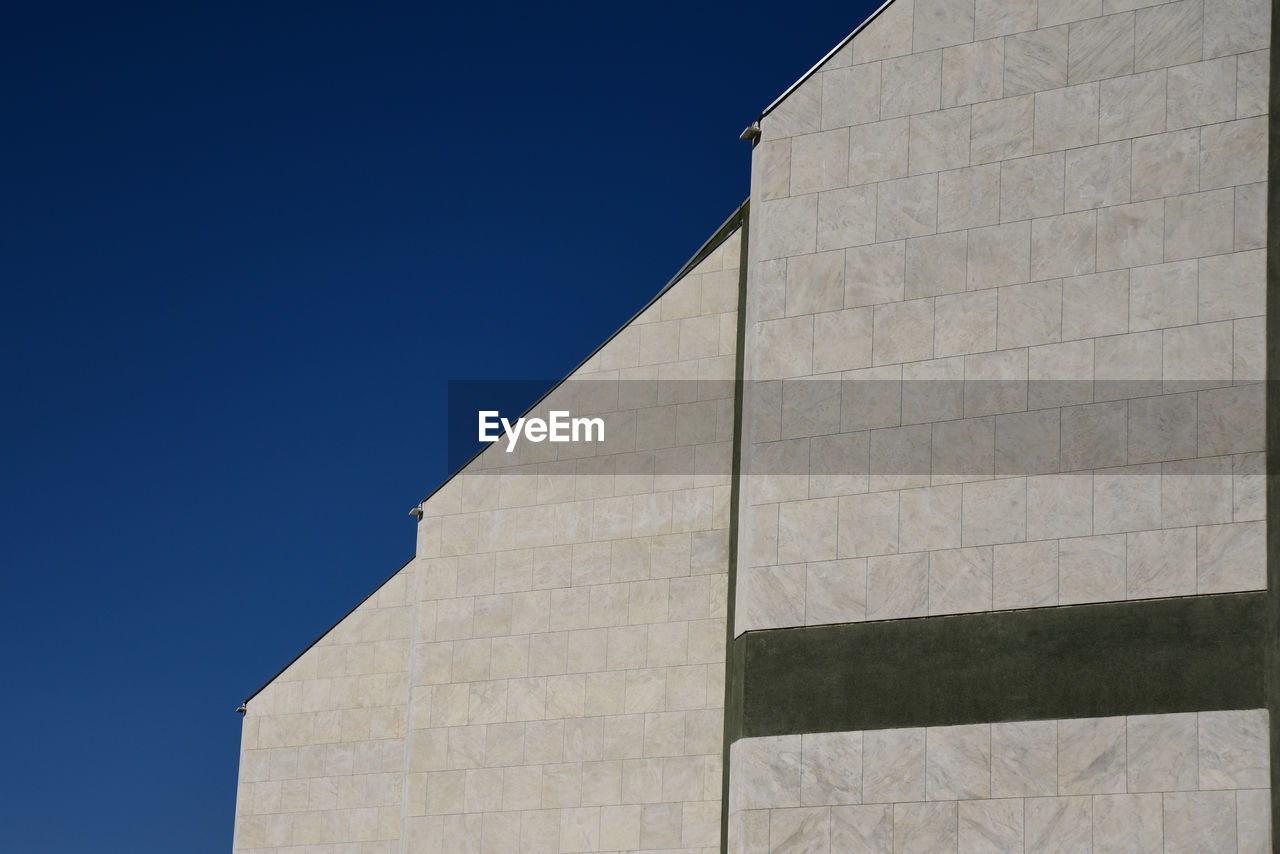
[1265,3,1280,848]
[738,593,1266,738]
[719,198,749,854]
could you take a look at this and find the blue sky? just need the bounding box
[0,1,879,849]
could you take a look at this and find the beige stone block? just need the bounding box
[1235,182,1267,252]
[927,724,991,800]
[755,138,791,203]
[791,129,849,196]
[873,297,934,364]
[1128,392,1198,464]
[821,62,881,130]
[1058,716,1126,794]
[1004,26,1068,96]
[1093,463,1161,534]
[817,184,877,252]
[864,727,926,803]
[851,0,915,63]
[786,250,844,317]
[1065,140,1131,212]
[881,50,942,119]
[867,552,929,619]
[805,558,869,625]
[801,730,864,805]
[1234,451,1266,522]
[936,285,993,355]
[995,407,1061,476]
[812,308,873,375]
[841,364,903,432]
[1199,520,1266,593]
[1164,791,1237,854]
[906,230,967,298]
[1237,788,1272,854]
[1096,330,1163,401]
[931,414,995,481]
[942,38,1003,108]
[1034,82,1100,153]
[1165,189,1235,263]
[894,801,958,852]
[937,163,1000,232]
[967,221,1031,291]
[762,74,821,141]
[1070,13,1135,83]
[731,735,801,810]
[1029,339,1094,409]
[1129,260,1197,332]
[1200,709,1270,789]
[751,258,787,322]
[759,197,819,271]
[1167,58,1235,130]
[970,93,1034,165]
[1032,212,1096,281]
[1059,534,1125,604]
[1203,0,1271,58]
[849,117,910,187]
[1128,527,1197,597]
[754,315,813,381]
[1199,249,1265,322]
[1062,270,1128,340]
[1131,129,1198,202]
[1093,793,1163,854]
[869,422,932,492]
[1234,315,1265,384]
[991,720,1057,797]
[1026,796,1093,851]
[1097,200,1163,272]
[1236,49,1269,117]
[1099,69,1166,142]
[903,356,965,427]
[962,478,1026,546]
[993,539,1058,609]
[976,0,1037,39]
[809,429,872,498]
[838,491,899,558]
[1164,321,1233,391]
[1202,116,1268,191]
[777,497,838,563]
[1040,0,1102,27]
[1135,0,1203,72]
[846,241,906,308]
[1027,473,1093,539]
[899,484,963,552]
[1000,152,1064,222]
[740,564,805,632]
[963,348,1028,417]
[911,107,973,174]
[914,0,974,51]
[876,174,938,241]
[1125,712,1198,793]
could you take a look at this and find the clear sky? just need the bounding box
[0,1,881,850]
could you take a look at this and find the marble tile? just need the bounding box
[1099,69,1165,142]
[1198,383,1265,456]
[1028,339,1094,409]
[1097,199,1164,272]
[805,558,869,625]
[863,728,926,803]
[838,492,900,559]
[1163,790,1236,854]
[1094,464,1162,535]
[832,804,894,853]
[1167,58,1236,130]
[1000,152,1065,222]
[1164,189,1235,263]
[943,38,1004,107]
[935,289,997,358]
[741,564,806,633]
[893,801,958,854]
[970,94,1034,164]
[966,221,1030,291]
[906,230,967,298]
[1199,709,1270,790]
[909,107,971,175]
[1199,250,1265,323]
[873,298,935,365]
[975,0,1036,39]
[866,552,930,620]
[1131,129,1199,201]
[1093,793,1162,854]
[732,735,802,811]
[1062,270,1129,341]
[1235,184,1266,252]
[792,129,850,196]
[881,50,942,119]
[1027,473,1093,540]
[801,731,863,806]
[817,185,877,252]
[770,806,831,854]
[1236,788,1272,854]
[913,0,974,52]
[1198,520,1266,594]
[938,163,1000,232]
[992,720,1057,797]
[998,279,1063,348]
[757,195,818,262]
[1065,140,1131,212]
[1201,116,1268,191]
[877,174,939,242]
[963,349,1028,418]
[1126,713,1198,792]
[995,408,1059,476]
[1058,533,1126,605]
[1004,26,1068,96]
[927,724,991,800]
[962,478,1026,546]
[931,415,995,483]
[1127,392,1197,464]
[1068,13,1134,83]
[958,798,1023,854]
[899,485,963,553]
[1236,49,1269,118]
[850,118,911,187]
[1161,456,1232,529]
[821,62,881,130]
[1203,0,1270,59]
[930,546,995,614]
[1025,796,1092,851]
[1135,0,1203,71]
[1058,717,1126,795]
[1128,260,1197,332]
[993,539,1058,610]
[845,241,905,308]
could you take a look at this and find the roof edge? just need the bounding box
[411,197,750,511]
[754,0,898,125]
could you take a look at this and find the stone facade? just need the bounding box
[233,0,1274,851]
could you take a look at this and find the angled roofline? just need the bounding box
[753,0,899,125]
[411,198,750,511]
[241,555,415,708]
[240,200,749,709]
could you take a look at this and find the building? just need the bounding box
[232,0,1275,850]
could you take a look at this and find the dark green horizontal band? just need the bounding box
[731,592,1266,741]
